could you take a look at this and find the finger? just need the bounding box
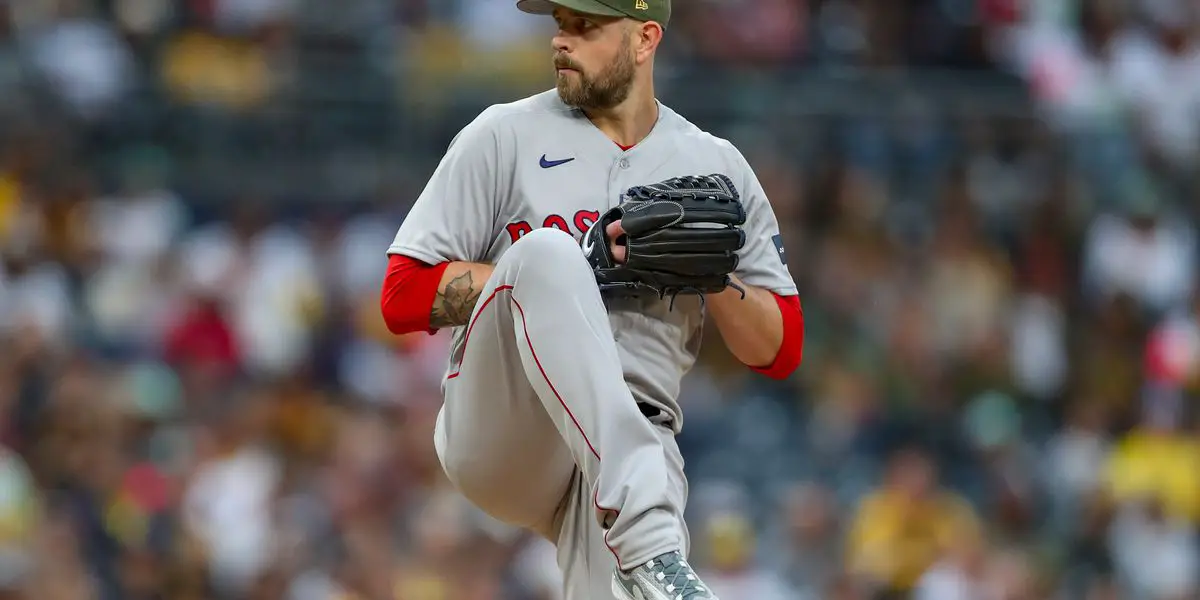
[611,243,627,263]
[606,220,625,239]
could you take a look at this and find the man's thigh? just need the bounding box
[435,285,576,534]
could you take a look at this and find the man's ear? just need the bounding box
[633,21,662,63]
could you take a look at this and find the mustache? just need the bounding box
[554,55,582,71]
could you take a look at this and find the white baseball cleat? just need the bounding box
[611,550,719,600]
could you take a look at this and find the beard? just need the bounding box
[554,34,636,111]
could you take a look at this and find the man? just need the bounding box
[379,1,804,598]
[846,447,982,596]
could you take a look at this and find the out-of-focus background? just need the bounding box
[2,0,1200,598]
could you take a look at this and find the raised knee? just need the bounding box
[512,227,580,255]
[439,441,491,501]
[503,228,591,277]
[438,447,472,490]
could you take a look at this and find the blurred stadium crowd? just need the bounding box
[2,0,1200,599]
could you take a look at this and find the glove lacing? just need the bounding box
[659,279,747,311]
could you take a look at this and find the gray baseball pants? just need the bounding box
[433,228,691,598]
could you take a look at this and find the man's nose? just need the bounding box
[552,33,570,54]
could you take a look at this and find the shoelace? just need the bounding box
[645,552,710,600]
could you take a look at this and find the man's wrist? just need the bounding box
[706,276,747,304]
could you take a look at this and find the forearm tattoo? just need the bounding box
[430,271,483,328]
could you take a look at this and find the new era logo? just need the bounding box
[635,0,648,9]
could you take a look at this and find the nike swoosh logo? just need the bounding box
[540,154,575,168]
[582,228,597,256]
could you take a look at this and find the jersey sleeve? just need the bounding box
[728,148,798,296]
[388,108,510,264]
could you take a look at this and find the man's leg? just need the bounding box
[434,306,576,535]
[555,426,692,599]
[438,228,684,560]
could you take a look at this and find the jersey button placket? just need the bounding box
[609,156,629,207]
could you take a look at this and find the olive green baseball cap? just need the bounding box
[517,0,671,28]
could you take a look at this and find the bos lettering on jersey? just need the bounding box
[506,210,601,243]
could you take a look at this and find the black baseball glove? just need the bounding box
[581,174,747,306]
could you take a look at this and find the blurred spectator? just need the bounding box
[1042,398,1112,535]
[1009,292,1069,401]
[961,391,1041,538]
[0,444,37,595]
[696,509,799,600]
[1111,1,1200,176]
[921,541,1041,600]
[1081,175,1196,316]
[1060,492,1118,600]
[159,21,279,110]
[1102,396,1200,525]
[845,446,982,595]
[768,482,840,596]
[19,0,137,121]
[178,206,322,377]
[1109,496,1198,600]
[181,389,281,597]
[1144,292,1200,392]
[1012,0,1139,195]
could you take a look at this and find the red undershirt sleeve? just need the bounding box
[381,254,450,336]
[748,293,804,380]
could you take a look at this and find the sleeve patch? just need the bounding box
[771,233,787,265]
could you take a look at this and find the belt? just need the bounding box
[638,401,661,419]
[638,402,674,430]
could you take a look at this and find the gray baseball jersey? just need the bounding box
[388,89,796,598]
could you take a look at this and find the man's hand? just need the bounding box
[607,220,628,263]
[580,174,746,302]
[602,217,794,373]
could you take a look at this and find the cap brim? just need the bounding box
[516,0,628,18]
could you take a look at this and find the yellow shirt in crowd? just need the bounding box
[846,489,982,591]
[1105,430,1200,522]
[0,172,21,244]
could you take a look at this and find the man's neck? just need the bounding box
[585,88,659,149]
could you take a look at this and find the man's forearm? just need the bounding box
[705,275,784,368]
[431,262,495,328]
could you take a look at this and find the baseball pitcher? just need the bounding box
[380,1,805,598]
